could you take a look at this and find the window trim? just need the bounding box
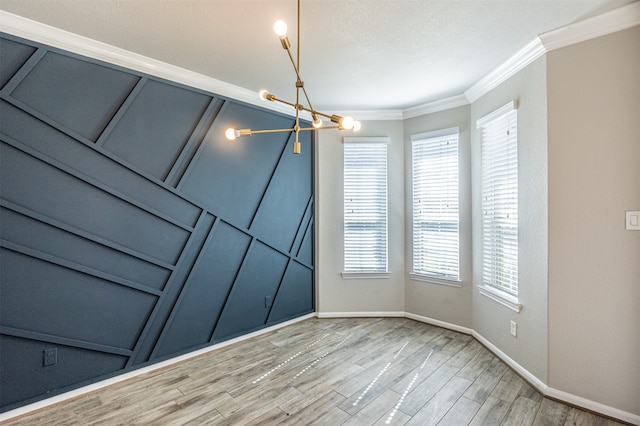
[410,127,461,284]
[476,101,517,128]
[411,127,460,142]
[409,272,462,288]
[342,136,390,277]
[479,285,522,312]
[476,100,520,310]
[342,271,391,280]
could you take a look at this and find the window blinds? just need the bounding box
[343,140,388,273]
[412,131,460,280]
[478,102,518,296]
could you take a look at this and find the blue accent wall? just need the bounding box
[0,33,315,411]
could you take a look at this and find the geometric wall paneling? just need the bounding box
[0,36,36,89]
[0,100,202,229]
[100,79,212,181]
[178,101,294,229]
[9,51,139,142]
[0,143,190,266]
[0,205,171,291]
[0,334,128,408]
[296,217,315,267]
[268,260,314,325]
[250,129,313,254]
[126,211,216,367]
[212,240,290,342]
[164,98,224,189]
[0,32,314,412]
[289,197,314,257]
[152,220,252,359]
[0,249,157,351]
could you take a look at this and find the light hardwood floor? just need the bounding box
[1,318,629,425]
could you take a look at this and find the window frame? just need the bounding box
[410,127,461,286]
[476,101,521,312]
[342,136,390,278]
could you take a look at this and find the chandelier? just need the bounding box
[224,0,361,154]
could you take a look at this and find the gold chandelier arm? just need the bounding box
[248,128,297,135]
[300,86,316,112]
[298,125,340,131]
[295,0,319,112]
[269,97,333,121]
[248,125,341,136]
[283,44,317,112]
[263,95,354,130]
[277,0,318,115]
[308,110,336,120]
[269,96,297,110]
[269,95,322,121]
[284,47,301,82]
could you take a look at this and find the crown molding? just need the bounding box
[464,38,546,104]
[331,109,403,121]
[402,94,470,119]
[539,1,640,52]
[464,2,640,105]
[0,10,301,119]
[2,2,638,121]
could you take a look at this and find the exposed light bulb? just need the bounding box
[340,116,355,130]
[259,91,276,102]
[273,20,288,37]
[225,128,238,140]
[312,114,323,128]
[352,120,362,132]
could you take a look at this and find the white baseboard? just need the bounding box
[316,311,405,318]
[402,314,544,393]
[404,312,473,335]
[2,311,637,425]
[545,387,640,425]
[0,313,315,422]
[408,314,638,425]
[471,330,548,394]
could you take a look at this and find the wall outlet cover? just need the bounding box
[626,211,640,230]
[43,348,57,367]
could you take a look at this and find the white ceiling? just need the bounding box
[0,0,635,112]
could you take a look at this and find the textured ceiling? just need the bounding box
[0,0,635,112]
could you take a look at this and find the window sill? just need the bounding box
[341,271,391,280]
[410,273,462,288]
[478,285,522,312]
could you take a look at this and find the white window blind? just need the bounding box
[411,129,459,280]
[478,101,518,296]
[343,138,388,273]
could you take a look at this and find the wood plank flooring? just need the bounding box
[1,317,629,425]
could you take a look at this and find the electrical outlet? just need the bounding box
[43,348,57,366]
[626,211,640,230]
[510,321,517,337]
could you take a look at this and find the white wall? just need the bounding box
[547,26,640,416]
[470,56,549,383]
[403,106,473,328]
[316,120,406,314]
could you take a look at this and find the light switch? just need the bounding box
[626,211,640,230]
